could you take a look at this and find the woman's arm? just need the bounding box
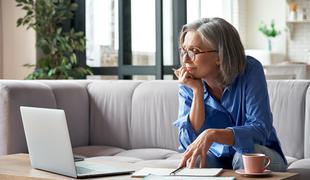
[190,89,205,133]
[175,67,205,133]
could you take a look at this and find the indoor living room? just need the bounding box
[0,0,309,179]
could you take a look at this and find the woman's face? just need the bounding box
[180,31,219,79]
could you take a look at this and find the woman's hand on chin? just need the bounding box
[174,67,203,93]
[179,129,215,168]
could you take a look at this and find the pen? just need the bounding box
[169,166,183,175]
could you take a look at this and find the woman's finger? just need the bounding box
[180,67,187,79]
[179,148,193,167]
[200,150,207,168]
[179,153,190,167]
[189,149,199,168]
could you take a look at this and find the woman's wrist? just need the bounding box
[193,87,204,96]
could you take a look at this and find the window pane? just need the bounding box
[163,75,174,80]
[187,0,232,23]
[131,0,155,66]
[163,0,173,65]
[86,0,119,67]
[132,75,156,80]
[87,75,118,80]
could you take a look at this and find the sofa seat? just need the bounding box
[133,159,179,168]
[288,158,310,169]
[288,159,310,179]
[73,145,125,157]
[285,156,298,166]
[114,148,179,160]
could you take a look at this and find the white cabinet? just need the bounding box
[264,63,310,79]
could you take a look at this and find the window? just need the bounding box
[86,0,118,67]
[131,0,156,66]
[187,0,233,24]
[81,0,242,80]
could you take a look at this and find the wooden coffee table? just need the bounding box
[0,154,298,180]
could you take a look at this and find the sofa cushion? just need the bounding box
[130,80,179,151]
[87,81,142,149]
[133,159,179,169]
[114,148,179,160]
[166,153,182,160]
[305,87,310,158]
[86,156,142,163]
[0,81,57,155]
[267,80,309,159]
[288,159,310,179]
[288,158,310,169]
[286,156,298,166]
[41,81,90,147]
[73,145,125,158]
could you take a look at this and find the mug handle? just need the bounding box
[264,156,271,169]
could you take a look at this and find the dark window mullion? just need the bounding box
[172,0,186,67]
[155,0,163,79]
[73,0,86,67]
[119,0,132,79]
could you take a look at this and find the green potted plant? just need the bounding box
[16,0,92,79]
[258,20,281,52]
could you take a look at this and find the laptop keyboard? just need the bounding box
[76,166,96,174]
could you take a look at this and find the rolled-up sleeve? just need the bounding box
[228,61,273,153]
[173,85,198,152]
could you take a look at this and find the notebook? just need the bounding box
[144,175,235,180]
[131,167,223,178]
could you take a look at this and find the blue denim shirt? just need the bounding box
[173,56,287,163]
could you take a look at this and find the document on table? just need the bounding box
[144,175,235,180]
[131,167,223,178]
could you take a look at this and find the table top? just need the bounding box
[0,154,298,180]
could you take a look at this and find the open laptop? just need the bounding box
[20,106,134,178]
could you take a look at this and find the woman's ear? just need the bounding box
[216,58,220,66]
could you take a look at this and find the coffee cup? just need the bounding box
[242,153,271,173]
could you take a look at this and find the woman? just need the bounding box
[173,17,287,171]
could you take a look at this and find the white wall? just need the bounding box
[1,0,36,79]
[245,0,287,62]
[232,0,247,47]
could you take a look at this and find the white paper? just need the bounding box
[131,168,223,178]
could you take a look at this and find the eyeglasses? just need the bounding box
[179,48,218,62]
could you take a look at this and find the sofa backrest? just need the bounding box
[130,80,179,151]
[39,81,90,148]
[0,80,90,155]
[87,80,142,149]
[267,80,310,159]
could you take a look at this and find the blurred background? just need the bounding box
[1,0,310,80]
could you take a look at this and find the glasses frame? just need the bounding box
[179,48,218,62]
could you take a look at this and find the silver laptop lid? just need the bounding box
[20,106,77,178]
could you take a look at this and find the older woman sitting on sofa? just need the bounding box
[173,17,287,171]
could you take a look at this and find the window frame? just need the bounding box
[75,0,186,79]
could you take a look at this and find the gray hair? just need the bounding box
[179,17,246,87]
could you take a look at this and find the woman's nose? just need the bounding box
[182,53,191,63]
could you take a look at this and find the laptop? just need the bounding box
[20,106,134,178]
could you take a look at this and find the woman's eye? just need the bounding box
[192,49,199,53]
